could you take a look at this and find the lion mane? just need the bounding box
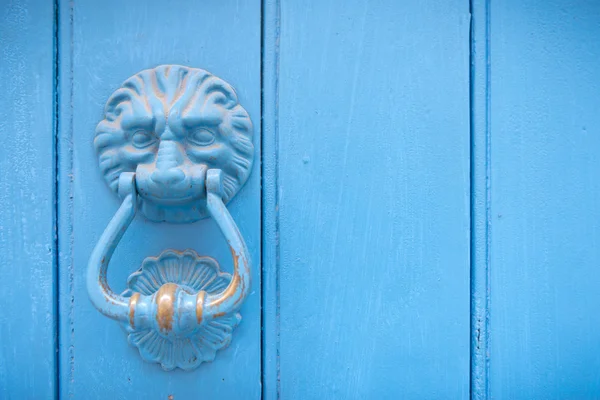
[94,65,253,215]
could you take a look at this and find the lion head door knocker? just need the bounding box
[87,65,253,371]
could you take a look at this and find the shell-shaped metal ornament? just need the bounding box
[122,249,242,371]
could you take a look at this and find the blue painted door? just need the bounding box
[1,1,599,399]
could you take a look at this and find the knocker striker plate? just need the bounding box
[87,65,253,371]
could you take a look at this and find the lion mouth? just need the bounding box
[138,192,203,206]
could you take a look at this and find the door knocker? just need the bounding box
[87,65,253,371]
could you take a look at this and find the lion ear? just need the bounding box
[104,88,132,119]
[94,121,123,151]
[194,76,238,110]
[105,86,151,121]
[230,106,252,133]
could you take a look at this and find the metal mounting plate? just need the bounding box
[94,65,254,223]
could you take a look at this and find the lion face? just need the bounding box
[94,65,253,223]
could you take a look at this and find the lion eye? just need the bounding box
[131,130,157,149]
[188,128,215,147]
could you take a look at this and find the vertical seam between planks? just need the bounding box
[67,2,75,396]
[56,0,75,397]
[261,0,281,398]
[469,0,491,398]
[260,0,266,396]
[260,0,264,395]
[274,6,281,394]
[484,0,491,394]
[52,1,60,398]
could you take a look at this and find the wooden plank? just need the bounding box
[265,0,471,397]
[57,1,261,397]
[489,1,600,398]
[0,0,57,397]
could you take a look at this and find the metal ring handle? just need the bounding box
[87,169,251,370]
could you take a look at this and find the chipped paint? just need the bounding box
[196,291,206,324]
[128,292,140,329]
[155,283,177,333]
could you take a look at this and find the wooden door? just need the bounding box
[1,1,599,399]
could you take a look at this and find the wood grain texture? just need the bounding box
[56,1,261,398]
[263,0,471,397]
[0,1,57,398]
[489,1,600,398]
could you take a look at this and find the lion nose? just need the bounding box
[152,140,186,186]
[151,167,185,186]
